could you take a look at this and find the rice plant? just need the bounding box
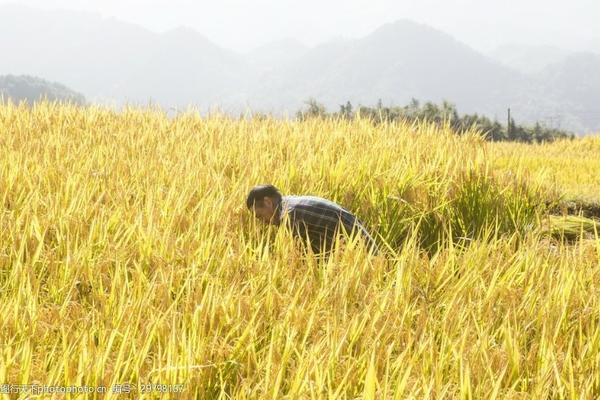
[0,101,598,399]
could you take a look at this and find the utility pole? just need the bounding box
[507,107,511,138]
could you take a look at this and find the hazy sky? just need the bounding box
[2,0,599,52]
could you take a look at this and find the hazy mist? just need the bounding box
[2,0,598,53]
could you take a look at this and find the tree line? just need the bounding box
[295,98,574,143]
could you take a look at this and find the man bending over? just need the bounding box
[246,184,379,256]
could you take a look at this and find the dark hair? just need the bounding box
[246,184,282,209]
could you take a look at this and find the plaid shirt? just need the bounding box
[276,195,378,255]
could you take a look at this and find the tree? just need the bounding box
[338,101,353,119]
[296,98,327,120]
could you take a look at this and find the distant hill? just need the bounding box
[0,4,598,134]
[245,39,309,72]
[0,5,247,109]
[489,44,570,75]
[0,75,85,104]
[537,52,600,133]
[247,20,534,119]
[110,26,249,110]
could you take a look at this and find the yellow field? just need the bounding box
[491,137,600,203]
[0,102,599,399]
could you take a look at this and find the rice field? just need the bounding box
[0,102,599,399]
[491,137,600,203]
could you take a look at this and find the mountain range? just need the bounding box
[1,4,598,134]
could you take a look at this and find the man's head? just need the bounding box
[246,184,283,225]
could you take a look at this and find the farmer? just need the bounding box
[246,184,379,256]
